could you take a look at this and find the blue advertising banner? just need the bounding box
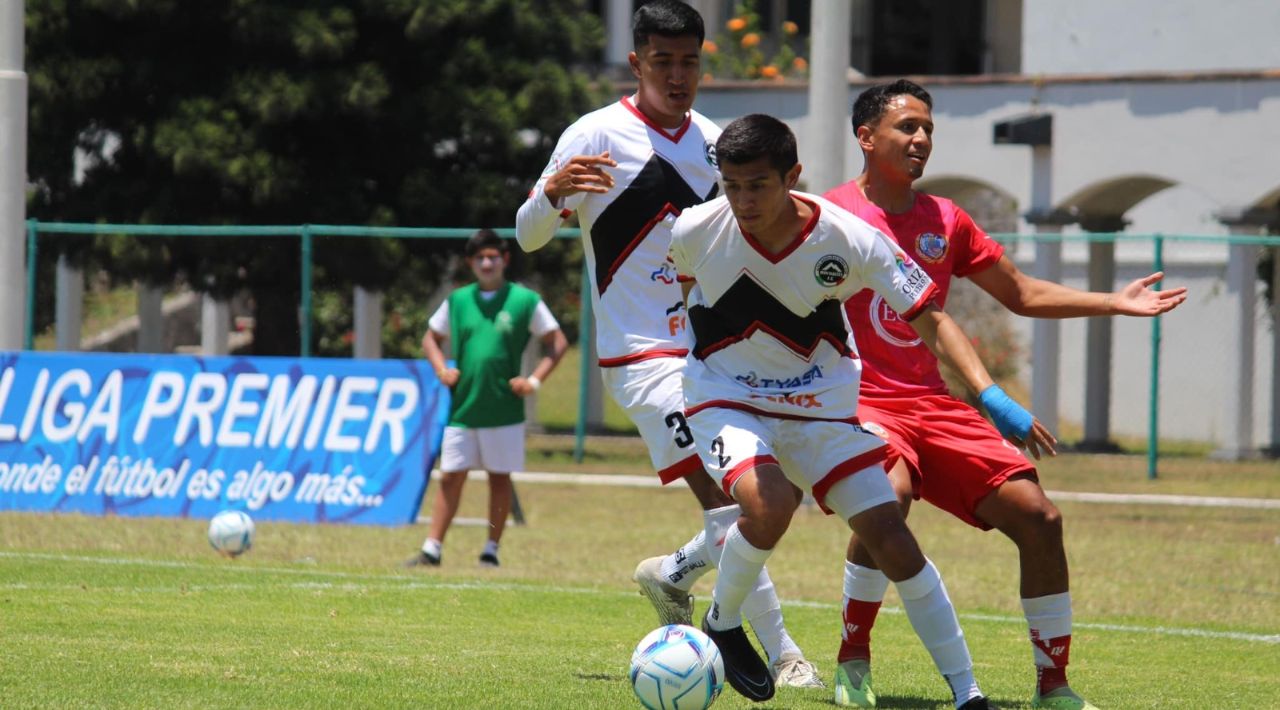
[0,352,448,525]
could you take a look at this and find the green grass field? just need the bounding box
[3,445,1278,709]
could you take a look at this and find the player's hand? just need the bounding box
[436,367,460,387]
[543,151,618,200]
[1111,272,1188,316]
[1011,418,1058,460]
[509,376,536,397]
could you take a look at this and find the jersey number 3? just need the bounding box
[664,411,694,449]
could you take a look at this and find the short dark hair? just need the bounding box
[464,228,508,258]
[633,0,704,49]
[851,79,933,135]
[716,114,798,178]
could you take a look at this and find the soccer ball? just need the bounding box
[629,624,723,710]
[207,510,255,558]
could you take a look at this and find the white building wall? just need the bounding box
[1022,0,1280,75]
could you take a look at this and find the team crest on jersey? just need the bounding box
[704,141,717,167]
[814,254,849,286]
[915,232,948,263]
[495,311,514,333]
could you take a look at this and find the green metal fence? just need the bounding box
[22,220,1280,474]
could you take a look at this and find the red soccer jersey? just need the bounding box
[823,181,1004,397]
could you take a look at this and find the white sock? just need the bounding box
[844,560,890,602]
[659,531,713,593]
[742,569,802,664]
[894,560,981,707]
[706,523,771,631]
[481,540,499,558]
[1022,592,1073,665]
[422,538,442,557]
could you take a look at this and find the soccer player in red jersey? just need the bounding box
[824,79,1187,710]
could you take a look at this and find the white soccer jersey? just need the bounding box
[516,96,721,365]
[668,192,939,421]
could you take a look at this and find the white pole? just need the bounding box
[803,0,851,195]
[0,0,28,349]
[1029,145,1061,436]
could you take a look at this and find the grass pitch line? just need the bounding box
[7,550,1279,646]
[442,470,1280,509]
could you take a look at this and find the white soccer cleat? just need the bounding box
[632,556,693,627]
[772,652,826,689]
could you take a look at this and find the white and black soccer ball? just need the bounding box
[629,624,724,710]
[207,510,255,558]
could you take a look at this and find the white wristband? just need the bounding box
[526,375,542,391]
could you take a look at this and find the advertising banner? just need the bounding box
[0,352,448,525]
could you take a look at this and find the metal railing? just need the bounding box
[23,221,1280,474]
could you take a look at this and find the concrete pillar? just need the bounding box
[803,0,852,195]
[0,0,26,350]
[1272,246,1280,456]
[201,294,230,356]
[1215,207,1279,458]
[54,253,83,351]
[1021,143,1072,437]
[604,0,632,74]
[353,286,383,359]
[136,283,164,353]
[1078,216,1125,451]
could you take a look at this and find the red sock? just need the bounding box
[1030,633,1072,694]
[838,598,881,663]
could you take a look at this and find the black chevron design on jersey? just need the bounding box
[689,275,852,360]
[591,155,718,296]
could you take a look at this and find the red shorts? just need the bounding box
[856,393,1037,530]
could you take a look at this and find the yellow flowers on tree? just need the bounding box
[702,0,808,82]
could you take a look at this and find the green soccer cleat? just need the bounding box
[1032,686,1099,709]
[833,659,876,708]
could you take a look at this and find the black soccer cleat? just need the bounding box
[958,696,997,710]
[701,609,774,702]
[403,550,440,568]
[478,551,500,567]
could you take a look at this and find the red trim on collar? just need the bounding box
[741,195,822,264]
[620,96,692,143]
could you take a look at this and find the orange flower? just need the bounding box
[792,57,808,71]
[782,20,799,35]
[740,32,760,48]
[760,65,779,78]
[702,39,718,53]
[727,17,747,31]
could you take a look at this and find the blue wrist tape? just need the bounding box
[979,384,1033,440]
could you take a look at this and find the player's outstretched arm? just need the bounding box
[969,255,1188,319]
[515,151,618,253]
[908,305,1057,459]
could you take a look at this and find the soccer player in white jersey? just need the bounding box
[514,1,821,693]
[669,113,1056,706]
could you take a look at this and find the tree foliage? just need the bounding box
[26,0,604,354]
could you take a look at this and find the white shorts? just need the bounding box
[438,423,525,473]
[686,406,895,518]
[600,357,702,484]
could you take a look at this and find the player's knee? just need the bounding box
[896,488,913,515]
